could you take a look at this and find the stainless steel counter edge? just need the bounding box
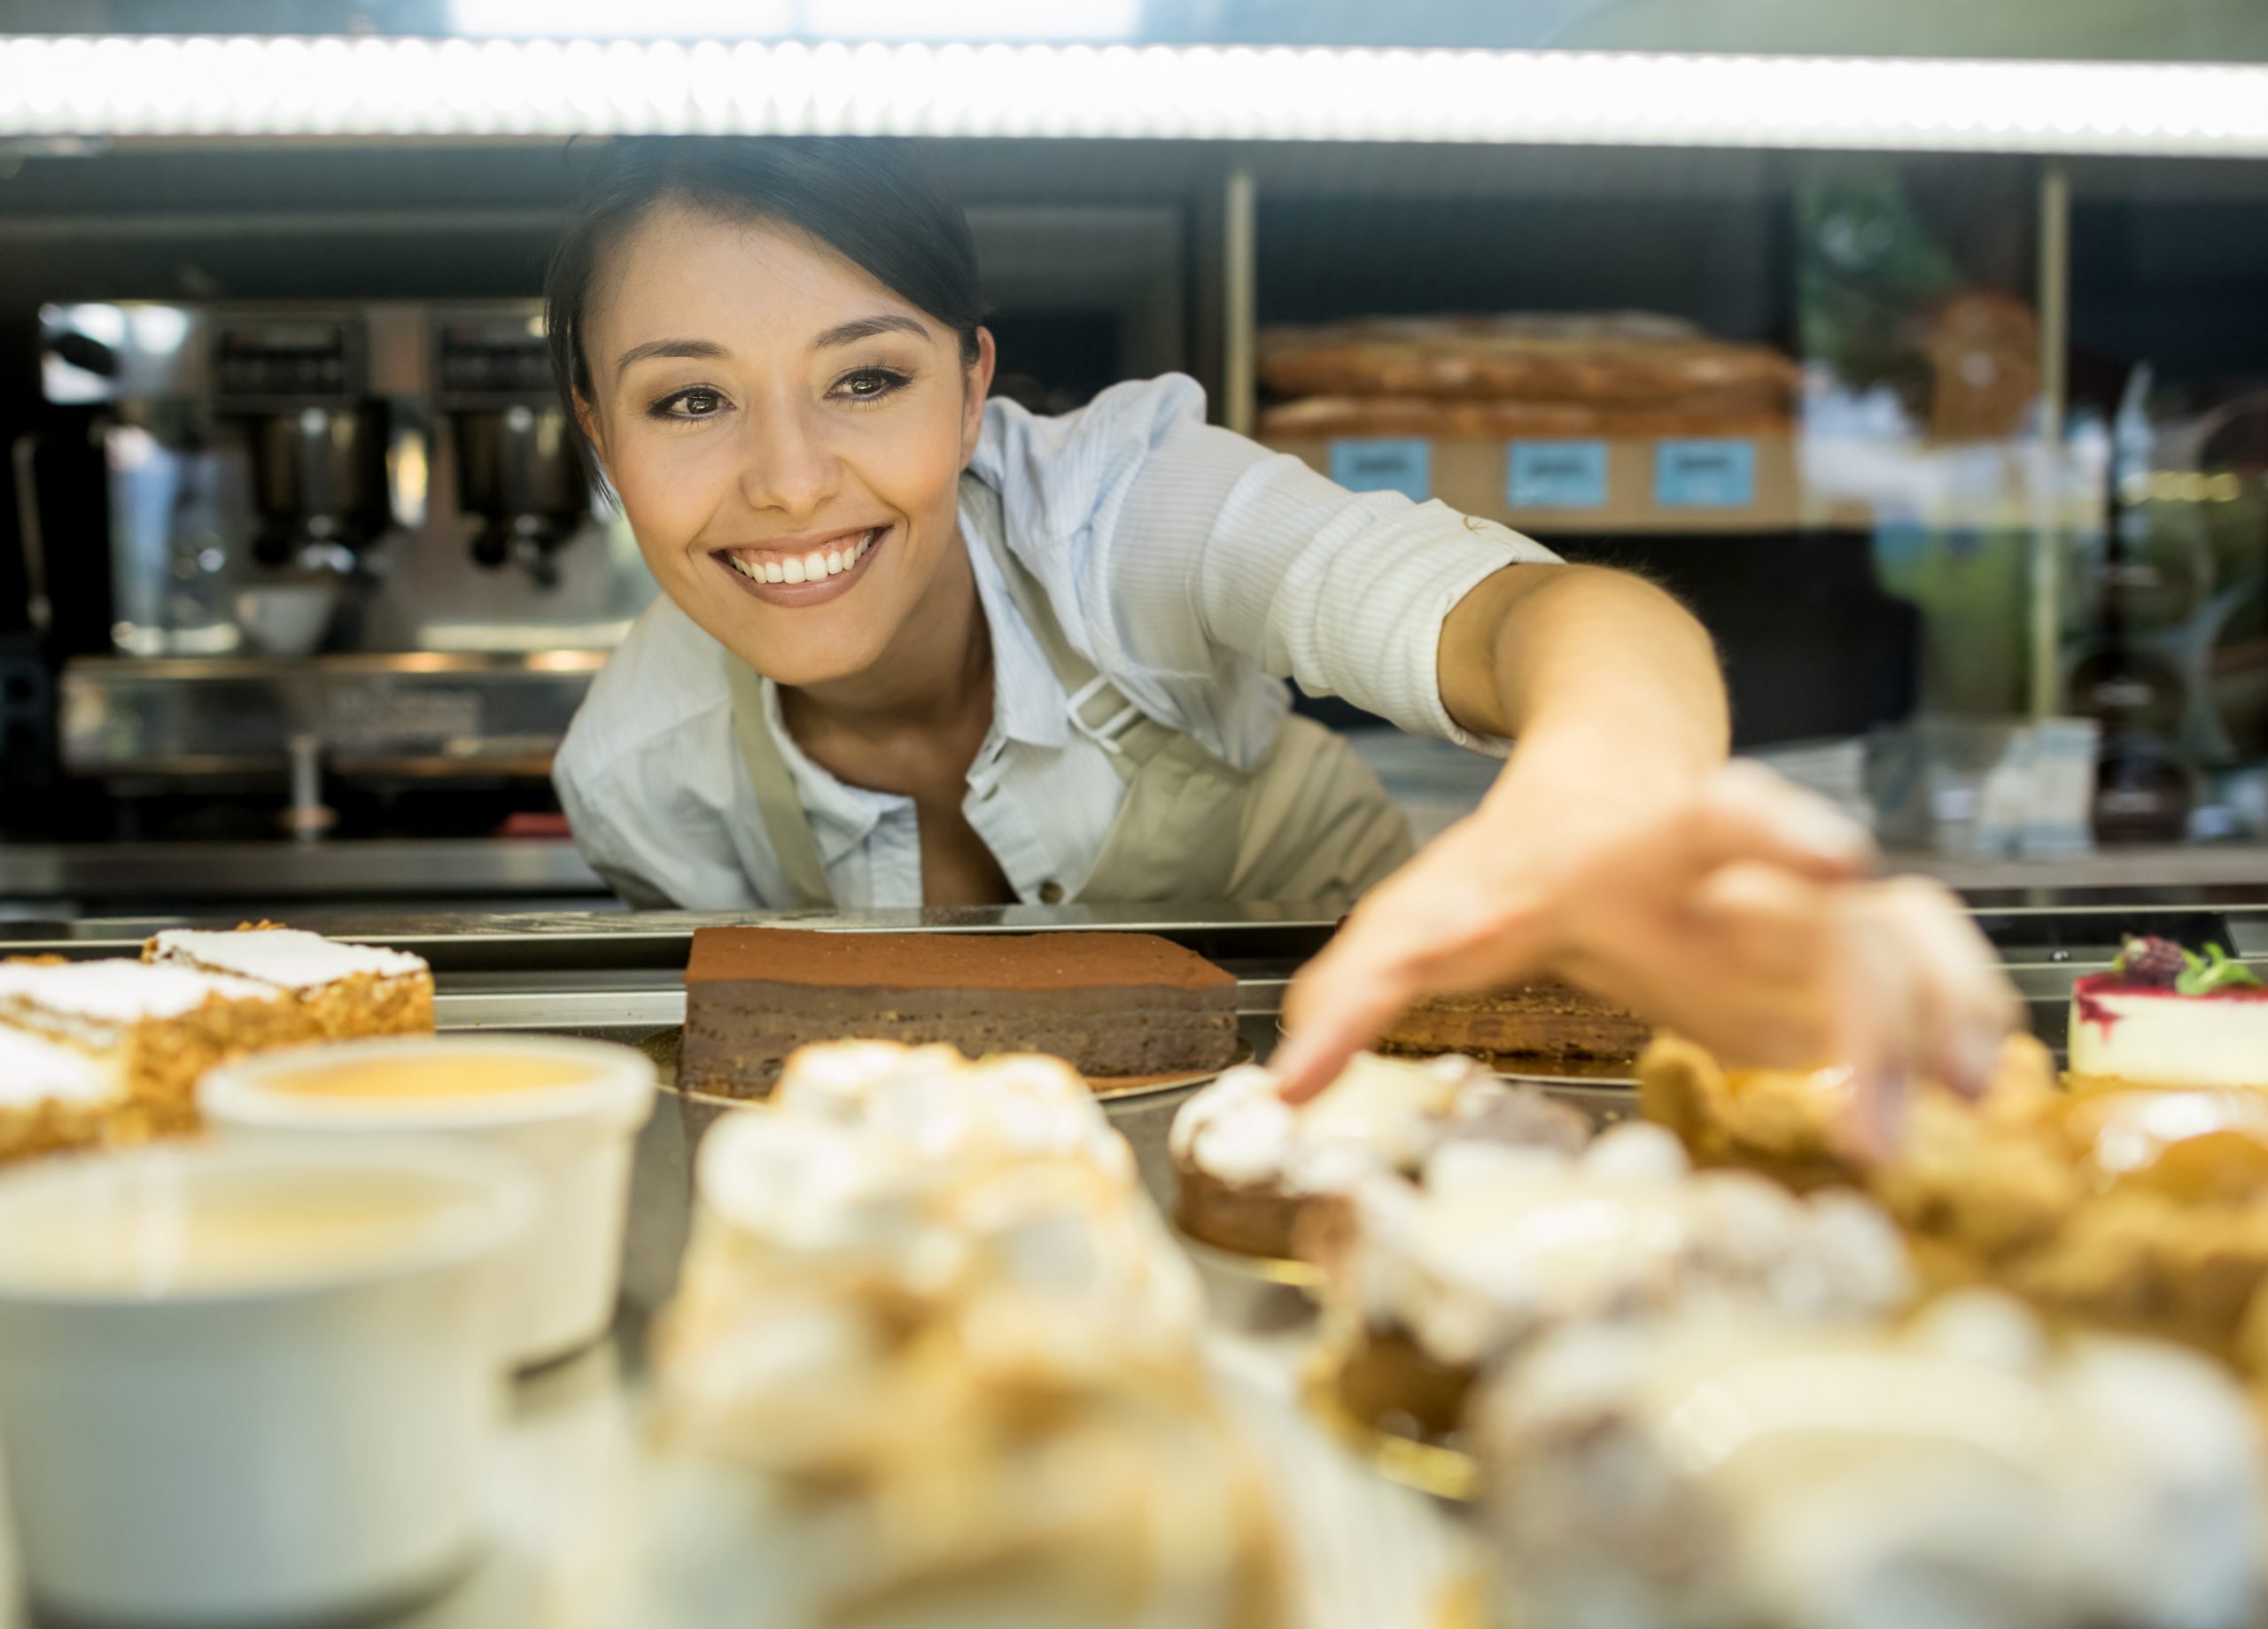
[0,839,607,900]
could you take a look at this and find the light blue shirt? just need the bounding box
[554,375,1554,910]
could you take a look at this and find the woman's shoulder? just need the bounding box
[969,373,1221,531]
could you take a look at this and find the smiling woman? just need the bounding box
[545,136,2020,1115]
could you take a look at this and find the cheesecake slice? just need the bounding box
[680,928,1239,1096]
[2069,936,2268,1091]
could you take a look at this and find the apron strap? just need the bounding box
[957,472,1180,778]
[725,659,835,908]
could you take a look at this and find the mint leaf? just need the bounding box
[2175,944,2265,996]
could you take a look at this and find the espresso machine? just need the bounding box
[24,300,656,832]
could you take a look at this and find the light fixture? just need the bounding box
[0,35,2264,156]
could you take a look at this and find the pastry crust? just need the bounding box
[1641,1031,2268,1370]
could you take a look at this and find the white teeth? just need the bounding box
[781,556,805,586]
[727,554,761,582]
[764,560,784,584]
[803,551,827,581]
[826,549,844,575]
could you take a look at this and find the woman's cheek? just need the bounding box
[614,434,724,578]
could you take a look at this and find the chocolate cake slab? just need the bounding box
[680,928,1238,1097]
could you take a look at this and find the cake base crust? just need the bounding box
[1171,1162,1329,1262]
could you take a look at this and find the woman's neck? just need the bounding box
[782,524,990,743]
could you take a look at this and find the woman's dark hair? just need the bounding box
[543,137,987,431]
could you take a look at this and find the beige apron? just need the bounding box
[726,473,1415,910]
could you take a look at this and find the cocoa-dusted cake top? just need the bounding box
[685,928,1234,992]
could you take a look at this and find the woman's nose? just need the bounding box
[736,402,840,519]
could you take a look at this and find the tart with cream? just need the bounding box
[1168,1052,1589,1263]
[1307,1121,1912,1453]
[1475,1292,2265,1629]
[2068,935,2268,1092]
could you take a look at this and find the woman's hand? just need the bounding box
[1272,758,2021,1155]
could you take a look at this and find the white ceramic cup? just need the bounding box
[202,1034,658,1369]
[233,583,338,656]
[0,1136,532,1626]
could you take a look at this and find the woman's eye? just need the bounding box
[651,387,727,420]
[834,368,908,402]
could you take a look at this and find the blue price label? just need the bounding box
[1507,439,1608,508]
[1654,438,1756,508]
[1329,438,1431,501]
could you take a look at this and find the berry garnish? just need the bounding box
[2114,935,2187,988]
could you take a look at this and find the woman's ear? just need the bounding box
[959,328,997,462]
[572,392,617,493]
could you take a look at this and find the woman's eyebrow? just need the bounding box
[615,337,726,376]
[814,314,928,349]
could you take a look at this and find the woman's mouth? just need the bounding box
[711,525,886,608]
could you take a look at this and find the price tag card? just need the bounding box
[1507,439,1608,508]
[1329,438,1431,501]
[1654,438,1757,508]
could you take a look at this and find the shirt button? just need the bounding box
[1038,880,1064,904]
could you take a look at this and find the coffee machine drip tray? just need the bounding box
[58,652,604,780]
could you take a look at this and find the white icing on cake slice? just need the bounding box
[0,1027,117,1105]
[149,928,428,991]
[0,959,276,1030]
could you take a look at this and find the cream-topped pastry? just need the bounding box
[0,959,276,1036]
[0,1027,116,1105]
[146,925,433,1040]
[1169,1052,1589,1260]
[643,1280,1285,1629]
[1312,1121,1910,1443]
[1477,1292,2265,1629]
[2069,935,2268,1090]
[667,1042,1196,1368]
[0,958,309,1130]
[148,927,427,989]
[647,1040,1285,1627]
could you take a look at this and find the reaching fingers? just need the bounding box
[1273,951,1422,1105]
[1870,877,2021,1100]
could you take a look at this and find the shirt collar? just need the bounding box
[757,677,890,865]
[963,495,1068,750]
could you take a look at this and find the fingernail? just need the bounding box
[1949,1020,2005,1099]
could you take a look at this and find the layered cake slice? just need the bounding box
[680,928,1238,1096]
[2068,935,2268,1091]
[0,1027,134,1162]
[1375,981,1651,1069]
[145,924,434,1038]
[0,958,307,1129]
[1169,1051,1589,1261]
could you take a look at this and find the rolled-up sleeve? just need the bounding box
[982,376,1557,764]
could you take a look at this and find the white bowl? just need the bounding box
[201,1034,658,1369]
[234,583,339,657]
[0,1137,532,1626]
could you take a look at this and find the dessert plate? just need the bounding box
[1087,1037,1254,1100]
